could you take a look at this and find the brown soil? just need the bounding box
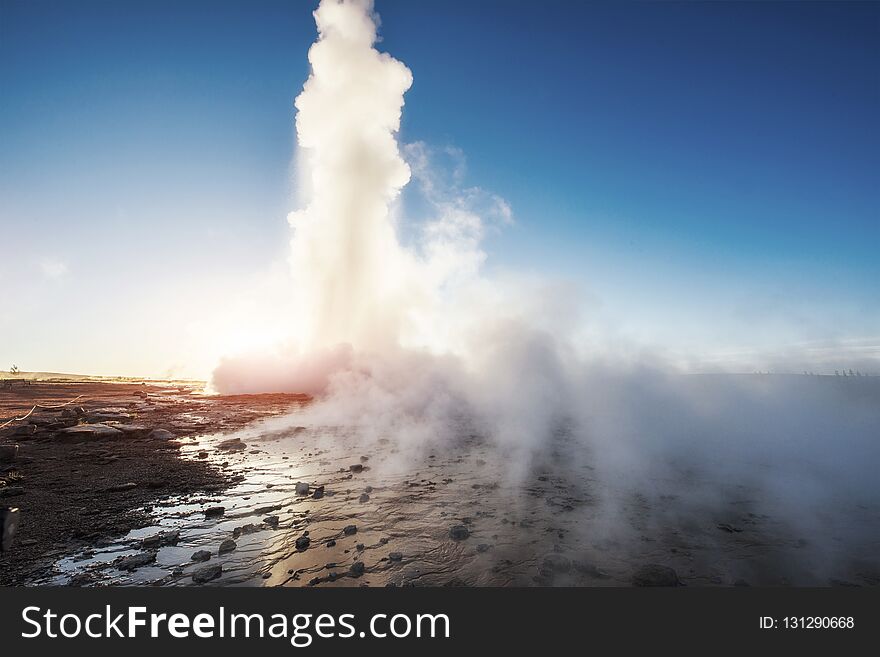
[0,380,307,585]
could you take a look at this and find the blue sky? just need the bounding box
[1,0,878,377]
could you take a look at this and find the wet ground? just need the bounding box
[2,379,878,587]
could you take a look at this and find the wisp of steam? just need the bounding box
[212,0,880,583]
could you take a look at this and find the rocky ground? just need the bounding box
[0,380,306,585]
[2,378,878,588]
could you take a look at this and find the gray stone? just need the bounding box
[350,561,365,577]
[141,529,180,549]
[204,506,225,518]
[217,437,246,451]
[192,564,222,584]
[57,423,123,441]
[218,539,237,554]
[148,428,175,440]
[312,486,325,499]
[264,515,279,528]
[349,464,363,473]
[388,552,403,561]
[358,493,370,503]
[295,482,310,495]
[116,551,156,571]
[449,525,470,540]
[191,550,212,563]
[343,524,357,536]
[296,535,311,550]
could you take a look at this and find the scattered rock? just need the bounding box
[197,451,209,459]
[204,506,225,518]
[116,551,156,571]
[364,486,373,493]
[57,423,123,441]
[358,493,370,503]
[349,464,363,473]
[191,550,212,563]
[296,535,311,551]
[632,564,681,587]
[343,524,357,536]
[356,543,364,551]
[192,564,222,584]
[264,515,279,529]
[388,552,403,561]
[218,539,236,554]
[295,482,310,495]
[449,525,470,540]
[312,486,325,499]
[350,561,365,577]
[141,529,180,549]
[149,428,175,440]
[217,437,246,451]
[325,540,336,548]
[253,504,281,515]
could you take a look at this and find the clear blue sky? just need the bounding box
[1,0,878,377]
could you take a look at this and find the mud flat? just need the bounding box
[0,379,306,585]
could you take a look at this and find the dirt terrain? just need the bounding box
[0,379,305,585]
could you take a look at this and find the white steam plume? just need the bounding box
[210,0,880,578]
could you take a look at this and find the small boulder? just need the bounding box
[358,493,370,503]
[141,529,180,549]
[218,539,237,554]
[343,524,357,536]
[191,550,212,563]
[296,535,311,551]
[449,525,470,541]
[388,552,403,561]
[350,561,365,577]
[312,485,325,499]
[204,506,225,519]
[116,552,156,571]
[349,464,364,473]
[192,564,222,584]
[148,428,175,440]
[264,515,279,529]
[295,482,310,495]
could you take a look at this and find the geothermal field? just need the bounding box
[1,0,878,593]
[1,373,878,587]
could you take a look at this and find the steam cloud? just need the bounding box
[212,0,880,577]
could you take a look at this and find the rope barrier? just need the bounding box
[0,395,87,430]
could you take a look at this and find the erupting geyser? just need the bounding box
[288,0,414,352]
[212,0,497,395]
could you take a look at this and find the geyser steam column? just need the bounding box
[288,0,414,352]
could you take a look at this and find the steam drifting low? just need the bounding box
[212,0,880,582]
